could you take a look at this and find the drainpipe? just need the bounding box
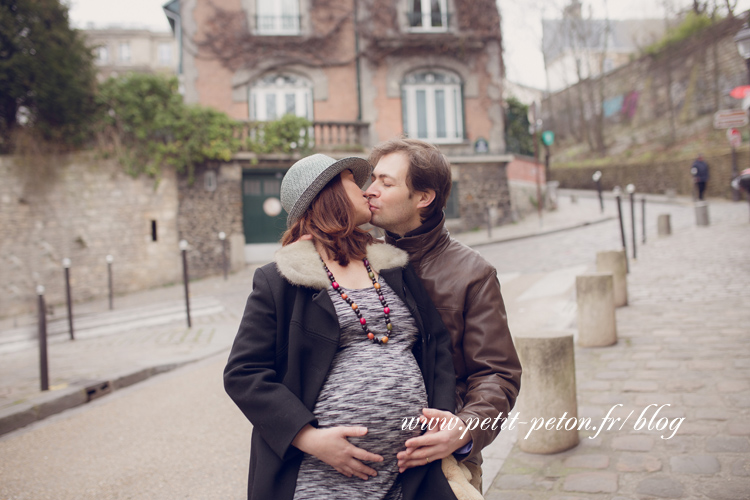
[353,0,363,122]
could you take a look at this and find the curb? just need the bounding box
[0,362,190,437]
[463,216,617,248]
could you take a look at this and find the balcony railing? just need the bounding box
[234,120,369,153]
[406,11,452,31]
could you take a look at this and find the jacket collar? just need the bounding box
[274,239,409,290]
[385,212,451,267]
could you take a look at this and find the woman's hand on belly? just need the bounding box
[292,424,384,480]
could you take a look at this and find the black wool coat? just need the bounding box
[224,240,458,500]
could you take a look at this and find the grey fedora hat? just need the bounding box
[280,154,372,227]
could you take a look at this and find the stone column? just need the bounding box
[596,250,628,307]
[515,332,579,454]
[695,201,710,226]
[657,214,671,236]
[576,273,617,347]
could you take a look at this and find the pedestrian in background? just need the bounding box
[691,154,710,201]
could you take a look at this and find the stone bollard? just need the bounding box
[695,201,710,227]
[657,214,671,236]
[576,273,617,347]
[596,251,628,307]
[515,332,579,454]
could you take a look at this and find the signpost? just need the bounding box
[713,109,748,129]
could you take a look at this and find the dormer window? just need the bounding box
[408,0,449,32]
[257,0,300,35]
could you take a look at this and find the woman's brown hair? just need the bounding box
[281,174,374,265]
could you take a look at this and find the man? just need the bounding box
[365,138,522,491]
[691,154,710,201]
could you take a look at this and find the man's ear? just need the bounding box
[416,189,436,209]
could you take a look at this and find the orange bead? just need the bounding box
[381,336,389,344]
[340,293,348,300]
[373,283,381,290]
[351,303,358,310]
[367,332,374,339]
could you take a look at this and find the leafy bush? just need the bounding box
[96,74,240,180]
[645,12,716,55]
[246,114,313,155]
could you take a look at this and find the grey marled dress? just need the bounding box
[292,277,428,500]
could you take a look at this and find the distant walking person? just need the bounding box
[691,154,710,201]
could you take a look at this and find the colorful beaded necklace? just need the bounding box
[322,258,392,344]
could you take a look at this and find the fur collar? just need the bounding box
[274,240,409,290]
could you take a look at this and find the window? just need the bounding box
[119,42,130,63]
[249,74,313,121]
[158,43,172,66]
[257,0,300,35]
[402,70,464,143]
[408,0,448,32]
[95,45,109,65]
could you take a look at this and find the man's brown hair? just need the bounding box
[368,137,452,222]
[281,174,374,265]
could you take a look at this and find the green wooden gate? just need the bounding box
[242,170,288,243]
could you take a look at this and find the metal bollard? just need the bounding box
[106,255,114,310]
[613,187,629,273]
[62,258,74,340]
[593,170,604,213]
[219,232,228,281]
[180,240,192,328]
[485,206,492,239]
[37,285,49,391]
[627,184,637,260]
[641,197,646,244]
[695,201,710,227]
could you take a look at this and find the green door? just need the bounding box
[242,170,288,243]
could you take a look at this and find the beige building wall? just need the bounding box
[83,28,178,81]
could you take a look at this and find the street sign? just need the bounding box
[730,85,750,99]
[713,109,748,129]
[727,128,742,148]
[541,130,555,146]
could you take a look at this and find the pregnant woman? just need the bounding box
[224,154,458,500]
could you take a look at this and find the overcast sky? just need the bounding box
[66,0,750,89]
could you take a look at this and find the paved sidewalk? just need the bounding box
[486,198,750,499]
[0,192,612,436]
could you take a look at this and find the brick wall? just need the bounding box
[0,154,181,317]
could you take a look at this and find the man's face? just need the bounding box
[365,152,424,236]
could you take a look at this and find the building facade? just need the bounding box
[164,0,519,249]
[83,28,179,81]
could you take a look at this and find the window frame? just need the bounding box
[118,42,131,64]
[402,70,465,144]
[407,0,449,33]
[256,0,301,35]
[248,74,314,122]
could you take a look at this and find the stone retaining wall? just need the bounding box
[1,154,180,317]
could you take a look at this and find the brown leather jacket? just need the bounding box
[386,215,522,465]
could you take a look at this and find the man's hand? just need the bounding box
[292,424,383,480]
[396,408,472,473]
